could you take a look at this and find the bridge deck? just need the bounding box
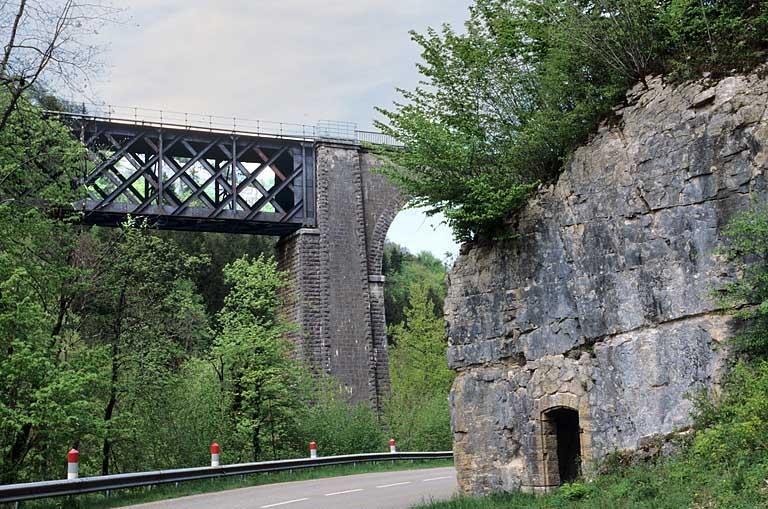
[62,114,319,235]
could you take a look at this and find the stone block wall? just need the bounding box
[446,70,768,494]
[277,144,401,409]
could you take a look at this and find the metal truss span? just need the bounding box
[65,116,316,235]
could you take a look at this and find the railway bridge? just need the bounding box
[59,110,404,410]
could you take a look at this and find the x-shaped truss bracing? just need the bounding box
[71,119,316,235]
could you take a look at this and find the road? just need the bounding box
[124,466,457,509]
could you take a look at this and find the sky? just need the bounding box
[85,0,470,260]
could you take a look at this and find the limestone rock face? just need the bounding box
[446,70,768,495]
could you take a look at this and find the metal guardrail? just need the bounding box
[44,103,403,147]
[0,451,453,503]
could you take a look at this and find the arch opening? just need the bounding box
[542,407,582,485]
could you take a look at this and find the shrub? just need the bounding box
[297,380,386,456]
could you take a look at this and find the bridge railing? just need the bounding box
[0,451,453,503]
[47,102,403,146]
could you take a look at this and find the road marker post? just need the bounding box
[389,439,397,453]
[67,449,79,480]
[211,442,221,467]
[309,441,318,459]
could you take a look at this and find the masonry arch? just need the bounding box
[276,146,404,411]
[541,406,583,486]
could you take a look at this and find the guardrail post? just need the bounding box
[389,439,397,454]
[67,449,79,480]
[309,441,317,459]
[211,442,221,467]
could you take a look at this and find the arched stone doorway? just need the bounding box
[542,406,582,486]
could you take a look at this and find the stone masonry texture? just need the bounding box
[278,144,402,410]
[445,70,768,494]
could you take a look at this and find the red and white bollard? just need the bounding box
[309,441,318,459]
[67,449,79,480]
[210,442,221,467]
[389,439,397,453]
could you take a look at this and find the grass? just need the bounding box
[411,458,730,509]
[15,458,453,509]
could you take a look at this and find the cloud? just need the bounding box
[89,0,469,256]
[94,0,469,128]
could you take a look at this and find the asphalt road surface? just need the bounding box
[124,466,457,509]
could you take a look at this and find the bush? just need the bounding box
[555,481,596,501]
[297,381,386,456]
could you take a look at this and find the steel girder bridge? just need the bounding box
[57,111,324,235]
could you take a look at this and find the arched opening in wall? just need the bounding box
[542,407,582,486]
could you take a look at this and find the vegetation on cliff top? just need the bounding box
[376,0,768,242]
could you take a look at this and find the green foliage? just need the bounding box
[662,0,768,79]
[686,361,768,506]
[0,92,85,205]
[376,0,768,242]
[717,207,768,355]
[159,231,276,316]
[382,242,446,330]
[298,379,386,457]
[212,255,307,462]
[0,97,103,483]
[553,481,596,501]
[385,282,454,451]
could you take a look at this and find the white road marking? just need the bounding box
[422,476,452,482]
[376,481,412,488]
[260,498,309,508]
[324,488,364,496]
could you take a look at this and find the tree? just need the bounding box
[383,242,446,334]
[375,0,768,242]
[385,282,454,451]
[716,207,768,356]
[212,255,306,462]
[0,0,117,130]
[0,95,103,483]
[159,230,277,316]
[78,221,210,475]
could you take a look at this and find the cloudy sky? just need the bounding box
[87,0,471,259]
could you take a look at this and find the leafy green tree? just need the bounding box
[78,221,211,475]
[0,94,106,483]
[212,255,306,462]
[376,0,768,242]
[298,377,386,457]
[385,282,454,450]
[383,242,446,332]
[159,230,276,316]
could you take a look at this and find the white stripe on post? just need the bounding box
[67,449,79,480]
[211,442,221,467]
[309,441,317,459]
[389,438,397,454]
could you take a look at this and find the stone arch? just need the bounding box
[358,151,405,407]
[541,406,582,486]
[359,150,406,278]
[532,394,594,490]
[367,196,407,277]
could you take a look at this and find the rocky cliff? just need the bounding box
[446,70,768,494]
